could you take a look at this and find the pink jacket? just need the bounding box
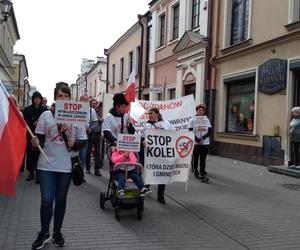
[111,148,137,171]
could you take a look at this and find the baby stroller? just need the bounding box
[99,147,144,221]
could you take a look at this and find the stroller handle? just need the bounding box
[113,162,143,173]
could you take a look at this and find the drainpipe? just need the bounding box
[209,0,221,153]
[17,59,23,105]
[204,0,213,113]
[138,14,144,100]
[104,49,109,94]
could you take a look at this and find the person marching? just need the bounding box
[31,83,87,249]
[23,91,47,182]
[102,93,135,147]
[189,104,211,182]
[140,108,174,204]
[289,106,300,169]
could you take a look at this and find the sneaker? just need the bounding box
[26,173,35,181]
[52,232,65,247]
[140,187,152,197]
[118,189,125,199]
[32,232,50,249]
[200,175,209,183]
[85,170,91,174]
[288,165,296,169]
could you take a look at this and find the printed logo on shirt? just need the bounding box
[47,125,64,144]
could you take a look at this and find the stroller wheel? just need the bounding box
[100,192,105,209]
[110,193,117,208]
[115,206,120,221]
[137,202,143,220]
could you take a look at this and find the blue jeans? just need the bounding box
[117,170,144,190]
[79,144,88,169]
[39,170,72,234]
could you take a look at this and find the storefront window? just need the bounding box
[226,79,255,133]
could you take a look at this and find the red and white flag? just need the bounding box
[125,69,136,104]
[0,80,27,196]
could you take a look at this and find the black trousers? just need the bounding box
[292,142,300,166]
[26,140,39,175]
[86,133,101,171]
[192,145,209,177]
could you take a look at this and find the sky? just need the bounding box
[13,0,149,104]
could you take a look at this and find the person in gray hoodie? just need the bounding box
[289,107,300,169]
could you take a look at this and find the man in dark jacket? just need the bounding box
[22,91,47,182]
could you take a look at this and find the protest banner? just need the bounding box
[132,95,196,134]
[55,101,89,125]
[144,129,194,185]
[117,134,141,152]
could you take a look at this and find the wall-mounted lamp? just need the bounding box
[0,0,13,23]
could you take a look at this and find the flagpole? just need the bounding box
[26,125,50,164]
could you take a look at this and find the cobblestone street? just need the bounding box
[1,156,300,250]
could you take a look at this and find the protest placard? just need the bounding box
[144,129,194,185]
[117,134,141,152]
[55,101,89,125]
[131,95,196,134]
[194,116,210,128]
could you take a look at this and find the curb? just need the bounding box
[268,165,300,179]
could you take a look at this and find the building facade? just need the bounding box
[148,0,209,102]
[76,58,96,99]
[86,57,107,102]
[105,12,151,100]
[12,54,29,107]
[211,0,300,165]
[0,3,20,94]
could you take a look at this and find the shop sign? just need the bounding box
[258,58,287,94]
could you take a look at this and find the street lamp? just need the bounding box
[0,0,13,22]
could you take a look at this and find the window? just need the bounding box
[120,58,124,82]
[94,79,97,96]
[128,51,133,76]
[184,84,196,97]
[192,0,200,29]
[159,13,166,47]
[136,46,141,74]
[112,64,115,85]
[230,0,250,45]
[291,0,300,22]
[226,78,255,133]
[172,4,180,40]
[169,88,176,99]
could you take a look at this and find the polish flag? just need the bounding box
[0,80,27,196]
[125,69,136,105]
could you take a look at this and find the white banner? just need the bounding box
[194,116,210,128]
[133,95,196,134]
[117,134,141,152]
[144,129,194,185]
[55,101,89,125]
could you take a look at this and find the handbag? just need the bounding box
[71,156,84,186]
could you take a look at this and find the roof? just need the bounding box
[149,0,159,6]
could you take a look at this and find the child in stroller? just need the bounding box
[111,147,150,199]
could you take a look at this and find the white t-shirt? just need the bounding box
[188,115,212,145]
[141,120,175,138]
[103,112,130,139]
[35,111,87,173]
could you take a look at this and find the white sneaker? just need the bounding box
[118,190,125,199]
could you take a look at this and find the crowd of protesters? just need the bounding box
[19,82,212,249]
